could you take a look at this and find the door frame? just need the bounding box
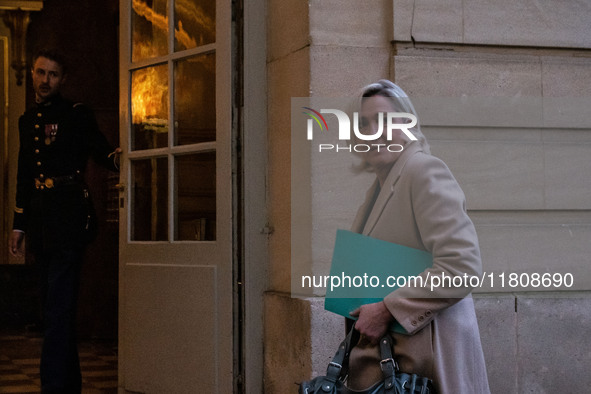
[117,0,267,391]
[1,36,8,266]
[238,0,267,391]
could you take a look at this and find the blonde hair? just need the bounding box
[355,79,430,155]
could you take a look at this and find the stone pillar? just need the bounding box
[265,1,393,392]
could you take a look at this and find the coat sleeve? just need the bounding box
[383,155,483,335]
[74,103,119,172]
[12,115,31,232]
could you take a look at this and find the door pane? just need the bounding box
[131,64,169,150]
[174,0,216,51]
[132,0,169,62]
[131,158,168,241]
[175,152,216,241]
[174,53,216,145]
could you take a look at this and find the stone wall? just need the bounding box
[265,0,591,392]
[393,1,591,393]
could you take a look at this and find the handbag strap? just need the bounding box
[379,334,433,394]
[378,335,398,391]
[321,325,359,391]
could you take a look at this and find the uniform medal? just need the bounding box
[44,124,58,145]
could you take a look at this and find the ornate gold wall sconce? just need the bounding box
[0,1,43,86]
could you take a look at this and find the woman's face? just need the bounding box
[358,95,411,173]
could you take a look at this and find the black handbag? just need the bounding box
[299,326,435,394]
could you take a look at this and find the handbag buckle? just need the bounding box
[326,361,342,378]
[380,357,398,371]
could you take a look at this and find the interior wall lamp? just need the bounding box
[0,1,43,86]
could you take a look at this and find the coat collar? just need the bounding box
[35,93,65,108]
[351,142,424,235]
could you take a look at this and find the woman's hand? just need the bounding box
[350,301,393,344]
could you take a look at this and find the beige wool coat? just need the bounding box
[347,142,490,394]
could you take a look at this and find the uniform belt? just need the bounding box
[34,174,82,190]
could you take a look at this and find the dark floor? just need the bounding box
[0,331,117,393]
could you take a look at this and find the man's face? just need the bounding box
[31,56,66,103]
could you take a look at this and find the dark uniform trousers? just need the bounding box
[12,95,118,393]
[39,247,84,394]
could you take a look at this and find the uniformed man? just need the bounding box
[8,48,120,394]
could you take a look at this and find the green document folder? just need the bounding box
[324,229,433,334]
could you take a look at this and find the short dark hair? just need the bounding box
[32,48,68,75]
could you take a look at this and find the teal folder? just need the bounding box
[324,229,433,333]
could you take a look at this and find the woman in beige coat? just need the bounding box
[347,80,490,394]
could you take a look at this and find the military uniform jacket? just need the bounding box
[13,94,118,251]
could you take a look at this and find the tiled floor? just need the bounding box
[0,332,117,393]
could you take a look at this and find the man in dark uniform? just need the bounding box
[8,48,120,394]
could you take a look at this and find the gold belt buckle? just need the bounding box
[35,178,54,189]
